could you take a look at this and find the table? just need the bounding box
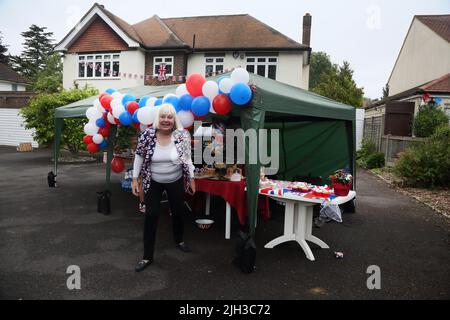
[261,190,356,261]
[195,178,247,239]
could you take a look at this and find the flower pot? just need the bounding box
[332,180,351,196]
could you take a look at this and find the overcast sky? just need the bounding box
[0,0,448,99]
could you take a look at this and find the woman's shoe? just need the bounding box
[135,259,152,272]
[176,242,192,253]
[139,203,146,214]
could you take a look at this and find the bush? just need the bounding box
[20,86,98,153]
[413,107,449,137]
[365,152,385,169]
[394,125,450,187]
[357,139,379,167]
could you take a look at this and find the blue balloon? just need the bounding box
[138,96,150,107]
[105,88,116,95]
[99,140,108,149]
[191,96,210,117]
[154,98,163,106]
[95,117,106,128]
[122,94,136,107]
[132,110,140,123]
[179,94,193,111]
[435,96,442,105]
[230,83,252,106]
[163,96,180,112]
[119,112,133,126]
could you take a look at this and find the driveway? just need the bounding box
[0,146,448,299]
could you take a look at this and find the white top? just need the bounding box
[133,136,195,184]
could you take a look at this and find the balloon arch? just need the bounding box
[82,68,253,173]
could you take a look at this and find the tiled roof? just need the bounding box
[0,63,29,84]
[416,14,450,43]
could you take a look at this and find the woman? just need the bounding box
[132,103,196,272]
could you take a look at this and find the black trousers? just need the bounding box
[143,178,185,260]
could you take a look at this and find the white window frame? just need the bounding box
[443,103,450,123]
[153,56,174,76]
[78,53,120,79]
[246,56,278,80]
[204,57,224,76]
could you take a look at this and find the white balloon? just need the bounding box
[140,124,148,132]
[112,103,126,118]
[84,122,99,135]
[137,106,156,125]
[93,98,101,109]
[177,110,194,128]
[86,107,102,121]
[202,81,219,101]
[92,133,104,144]
[107,111,116,124]
[231,67,250,84]
[111,91,122,99]
[163,93,177,101]
[218,78,233,94]
[110,98,122,109]
[176,84,189,97]
[145,97,158,107]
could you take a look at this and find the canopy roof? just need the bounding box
[55,73,355,121]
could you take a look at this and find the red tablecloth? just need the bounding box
[195,179,247,225]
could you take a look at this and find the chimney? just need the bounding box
[302,13,312,47]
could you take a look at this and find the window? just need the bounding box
[205,57,224,76]
[78,53,120,78]
[11,84,18,91]
[444,103,450,123]
[246,56,278,80]
[153,56,173,76]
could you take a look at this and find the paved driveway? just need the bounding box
[0,147,448,299]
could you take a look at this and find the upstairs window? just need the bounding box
[205,57,224,76]
[78,53,120,78]
[246,57,278,80]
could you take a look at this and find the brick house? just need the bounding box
[56,3,312,93]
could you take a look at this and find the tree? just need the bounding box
[10,25,55,80]
[309,51,335,90]
[382,84,389,98]
[32,53,62,93]
[312,61,364,107]
[0,31,9,64]
[20,87,98,153]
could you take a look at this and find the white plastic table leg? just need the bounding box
[305,205,329,249]
[225,202,231,239]
[295,204,315,261]
[264,201,296,248]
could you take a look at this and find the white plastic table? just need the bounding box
[261,191,356,261]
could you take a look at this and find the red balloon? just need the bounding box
[186,73,206,97]
[83,135,93,145]
[87,143,99,154]
[100,95,113,111]
[193,114,206,120]
[98,126,110,137]
[114,117,121,125]
[212,94,232,115]
[111,157,125,173]
[99,92,108,100]
[132,122,141,130]
[127,101,139,115]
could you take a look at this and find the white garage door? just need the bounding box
[0,108,38,147]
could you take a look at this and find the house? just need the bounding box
[55,3,312,93]
[364,15,450,140]
[0,63,37,147]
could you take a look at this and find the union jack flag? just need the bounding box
[158,63,167,81]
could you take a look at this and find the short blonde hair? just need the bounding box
[153,103,183,130]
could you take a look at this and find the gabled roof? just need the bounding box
[0,63,29,84]
[367,73,450,109]
[416,14,450,43]
[57,3,308,52]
